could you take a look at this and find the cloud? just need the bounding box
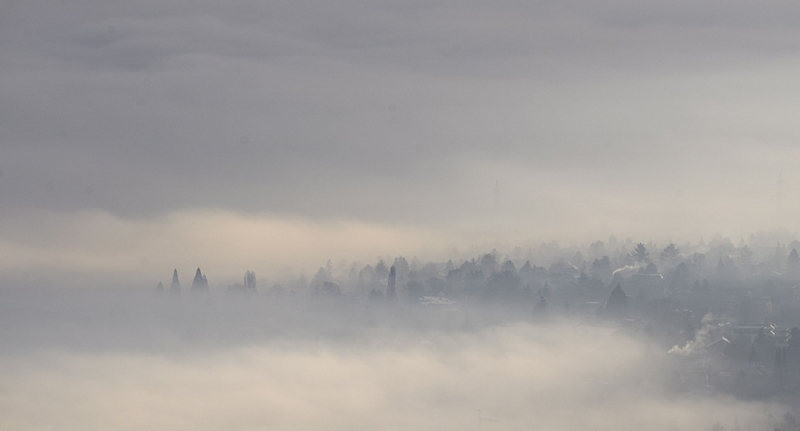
[2,0,800,274]
[0,317,780,430]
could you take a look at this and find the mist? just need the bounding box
[0,291,783,431]
[5,0,800,429]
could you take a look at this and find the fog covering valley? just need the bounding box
[6,0,800,429]
[6,235,800,430]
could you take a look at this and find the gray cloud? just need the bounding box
[2,0,800,241]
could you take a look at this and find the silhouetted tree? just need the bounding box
[358,264,375,287]
[688,253,706,270]
[480,253,498,272]
[534,290,547,313]
[606,284,628,318]
[660,242,680,263]
[387,266,396,300]
[244,270,256,291]
[375,259,389,280]
[519,260,535,283]
[630,243,650,263]
[393,256,409,278]
[170,269,180,294]
[641,262,659,274]
[191,268,209,292]
[591,256,611,279]
[738,245,753,267]
[789,249,800,271]
[588,240,606,259]
[318,281,340,296]
[311,266,328,289]
[485,269,522,301]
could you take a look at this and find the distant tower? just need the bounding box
[493,180,500,205]
[777,173,784,214]
[388,266,396,300]
[170,269,180,294]
[156,281,164,295]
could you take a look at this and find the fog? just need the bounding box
[5,0,800,429]
[0,292,782,431]
[6,233,800,429]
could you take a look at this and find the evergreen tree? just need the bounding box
[480,253,497,272]
[660,242,680,263]
[738,246,753,266]
[375,259,389,280]
[387,266,396,301]
[641,262,659,274]
[629,243,650,263]
[519,260,535,283]
[170,269,180,294]
[311,266,328,289]
[606,284,628,318]
[243,270,256,291]
[393,256,409,278]
[534,290,547,313]
[191,268,209,292]
[318,281,341,296]
[788,248,800,270]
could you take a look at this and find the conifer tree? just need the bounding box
[387,266,396,300]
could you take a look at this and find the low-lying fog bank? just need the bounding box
[0,292,788,430]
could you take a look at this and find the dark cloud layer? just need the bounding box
[2,0,800,231]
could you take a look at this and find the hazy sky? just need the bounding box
[3,1,800,286]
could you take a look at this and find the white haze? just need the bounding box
[0,293,783,431]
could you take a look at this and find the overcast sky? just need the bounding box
[2,1,800,287]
